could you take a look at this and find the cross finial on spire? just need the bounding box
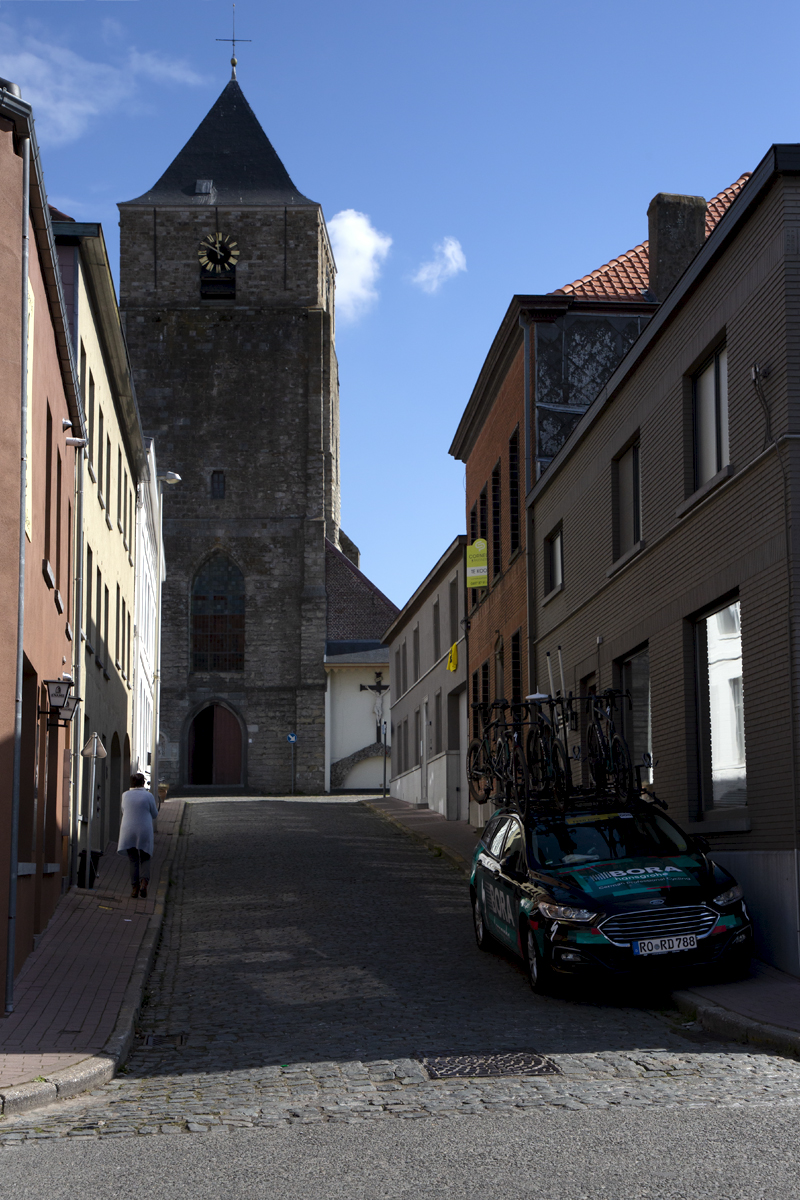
[216,3,251,80]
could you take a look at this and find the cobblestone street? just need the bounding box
[4,797,800,1145]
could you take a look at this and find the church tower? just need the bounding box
[119,78,340,792]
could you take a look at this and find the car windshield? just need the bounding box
[528,810,689,868]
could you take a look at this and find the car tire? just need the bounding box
[472,890,494,952]
[525,924,552,993]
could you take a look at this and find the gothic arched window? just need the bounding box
[191,554,245,672]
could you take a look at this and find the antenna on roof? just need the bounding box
[216,3,251,81]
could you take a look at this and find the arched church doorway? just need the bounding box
[188,704,243,785]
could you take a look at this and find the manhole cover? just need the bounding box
[140,1032,188,1048]
[416,1051,560,1079]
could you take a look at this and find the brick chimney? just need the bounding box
[647,193,707,301]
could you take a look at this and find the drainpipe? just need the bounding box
[5,133,30,1015]
[69,447,85,888]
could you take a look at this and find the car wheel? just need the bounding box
[472,890,494,951]
[525,925,551,993]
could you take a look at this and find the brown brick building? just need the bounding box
[0,85,84,990]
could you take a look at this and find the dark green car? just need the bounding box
[470,804,752,991]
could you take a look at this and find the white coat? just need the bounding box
[117,788,159,855]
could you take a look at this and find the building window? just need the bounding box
[434,690,442,755]
[115,584,121,666]
[191,553,245,672]
[511,630,522,706]
[97,409,104,501]
[401,640,408,695]
[402,718,409,772]
[472,669,479,738]
[508,429,520,555]
[106,435,111,512]
[479,485,488,542]
[619,646,651,781]
[117,449,123,527]
[615,440,641,558]
[696,598,746,809]
[87,368,94,468]
[412,626,420,683]
[433,599,441,662]
[86,545,93,646]
[211,470,225,499]
[481,659,490,713]
[414,709,421,767]
[545,526,563,594]
[104,585,110,665]
[44,406,53,564]
[394,649,401,699]
[694,344,729,489]
[491,461,501,579]
[96,568,103,660]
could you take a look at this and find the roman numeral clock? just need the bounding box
[198,231,240,299]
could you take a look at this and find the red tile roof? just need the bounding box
[555,173,752,300]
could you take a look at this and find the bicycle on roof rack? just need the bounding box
[465,645,667,823]
[467,699,529,813]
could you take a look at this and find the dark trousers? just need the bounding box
[127,848,151,886]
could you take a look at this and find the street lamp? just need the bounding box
[150,469,181,800]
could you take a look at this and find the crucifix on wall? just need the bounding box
[361,672,390,744]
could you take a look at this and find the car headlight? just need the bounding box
[538,901,597,923]
[714,884,743,906]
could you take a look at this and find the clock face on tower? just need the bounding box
[198,232,240,274]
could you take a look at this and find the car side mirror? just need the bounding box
[693,836,710,855]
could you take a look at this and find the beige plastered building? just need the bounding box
[55,218,146,852]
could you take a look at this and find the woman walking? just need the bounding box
[117,772,158,898]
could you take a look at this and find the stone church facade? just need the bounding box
[118,77,387,793]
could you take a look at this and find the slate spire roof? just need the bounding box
[120,79,314,207]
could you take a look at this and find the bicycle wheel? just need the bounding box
[467,739,493,804]
[508,742,531,820]
[586,722,607,791]
[525,726,545,793]
[611,734,634,799]
[550,739,571,809]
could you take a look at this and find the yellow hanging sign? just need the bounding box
[446,642,458,672]
[466,538,488,588]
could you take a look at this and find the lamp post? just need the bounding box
[80,732,106,889]
[150,470,180,801]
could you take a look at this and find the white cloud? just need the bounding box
[0,24,205,146]
[328,209,392,324]
[412,236,467,294]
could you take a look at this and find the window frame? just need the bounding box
[544,524,563,598]
[693,342,729,492]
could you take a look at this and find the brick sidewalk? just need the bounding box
[364,794,800,1049]
[0,798,183,1091]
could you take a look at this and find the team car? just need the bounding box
[470,803,752,990]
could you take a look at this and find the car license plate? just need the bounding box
[633,934,697,956]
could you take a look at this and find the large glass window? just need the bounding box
[620,646,651,782]
[191,554,245,672]
[697,599,746,808]
[616,441,641,557]
[694,345,729,489]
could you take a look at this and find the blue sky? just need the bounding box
[1,0,798,606]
